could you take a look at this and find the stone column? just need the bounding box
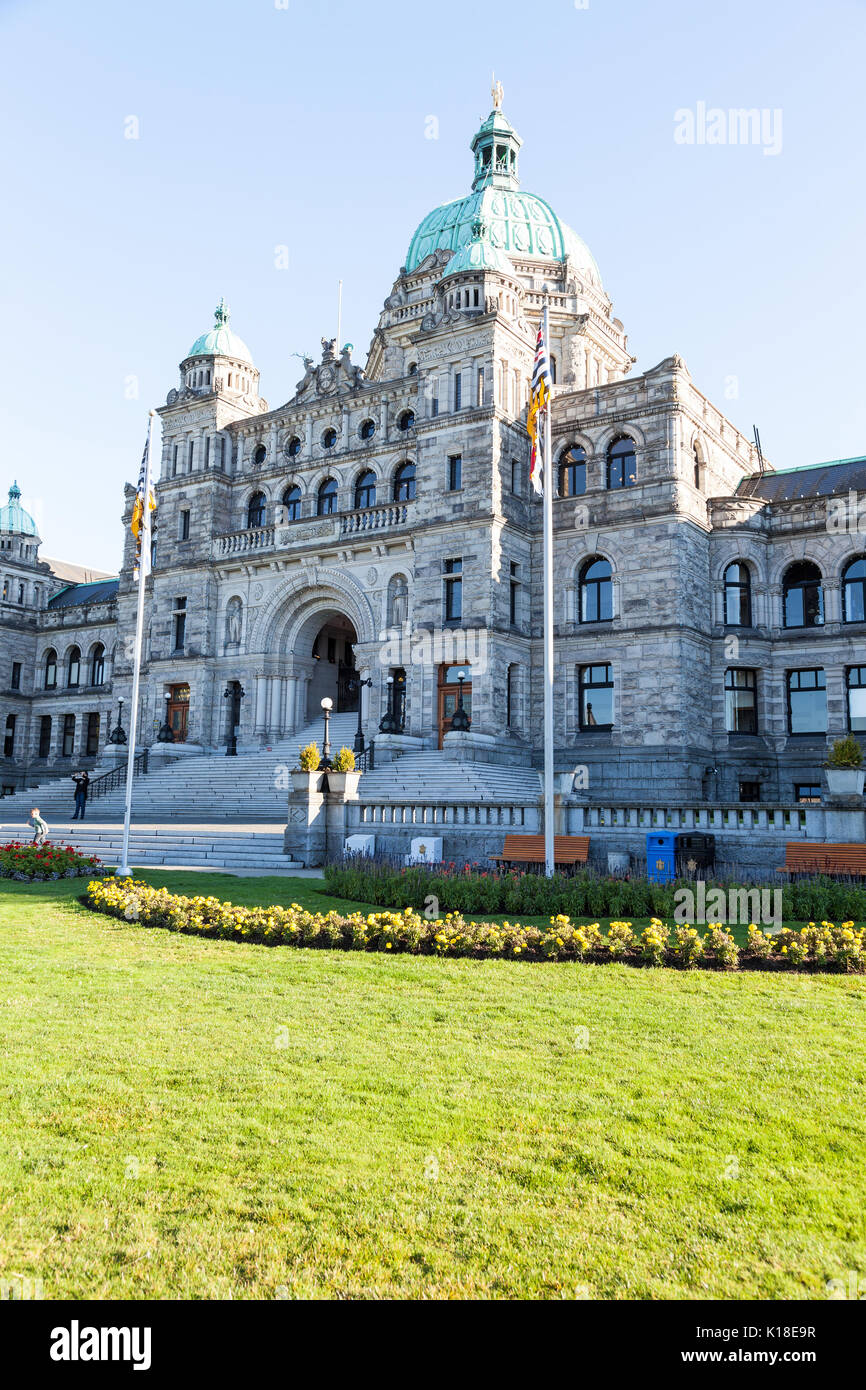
[269,676,283,736]
[284,675,298,732]
[254,674,268,736]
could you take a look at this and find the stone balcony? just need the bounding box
[214,502,413,559]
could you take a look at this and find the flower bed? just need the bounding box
[325,860,866,924]
[1,841,106,882]
[84,879,865,972]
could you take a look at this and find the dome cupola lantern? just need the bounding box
[471,77,522,192]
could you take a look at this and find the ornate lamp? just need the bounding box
[223,682,245,757]
[108,696,127,745]
[349,675,373,754]
[379,675,399,734]
[157,690,174,743]
[321,696,333,769]
[451,674,471,731]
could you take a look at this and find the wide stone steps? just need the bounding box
[4,714,360,822]
[1,823,304,873]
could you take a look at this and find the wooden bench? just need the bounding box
[777,842,866,877]
[491,834,591,871]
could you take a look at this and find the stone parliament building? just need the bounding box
[1,90,865,848]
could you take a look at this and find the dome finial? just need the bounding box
[214,297,230,328]
[9,479,21,502]
[491,72,504,110]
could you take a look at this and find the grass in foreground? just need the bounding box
[1,876,864,1299]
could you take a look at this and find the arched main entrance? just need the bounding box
[309,613,358,712]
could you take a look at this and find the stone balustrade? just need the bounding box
[350,801,536,829]
[214,525,275,557]
[339,503,410,536]
[569,803,809,835]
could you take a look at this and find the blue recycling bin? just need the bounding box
[646,831,677,884]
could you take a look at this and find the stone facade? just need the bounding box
[2,93,864,811]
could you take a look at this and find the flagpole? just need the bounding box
[117,410,155,879]
[542,302,555,878]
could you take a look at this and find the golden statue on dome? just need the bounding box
[491,73,504,110]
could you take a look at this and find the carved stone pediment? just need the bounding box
[292,340,366,402]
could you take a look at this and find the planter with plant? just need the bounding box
[291,742,323,792]
[825,735,865,798]
[326,747,361,796]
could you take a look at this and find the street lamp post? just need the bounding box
[157,690,174,743]
[350,676,373,754]
[223,682,245,756]
[451,674,471,731]
[378,675,399,734]
[108,696,127,745]
[320,696,333,768]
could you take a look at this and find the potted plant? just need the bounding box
[291,742,323,793]
[825,735,865,798]
[326,746,361,797]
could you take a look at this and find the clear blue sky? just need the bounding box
[1,0,864,571]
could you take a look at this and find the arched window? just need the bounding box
[387,574,409,626]
[359,418,376,441]
[253,444,267,466]
[66,645,81,688]
[578,557,613,623]
[322,427,337,449]
[558,445,587,498]
[44,648,57,690]
[281,485,301,522]
[90,643,105,686]
[606,436,637,489]
[842,556,866,623]
[397,409,415,432]
[317,477,338,516]
[354,469,377,510]
[247,491,266,529]
[693,446,703,491]
[783,562,824,628]
[394,461,416,502]
[724,562,752,627]
[285,435,302,458]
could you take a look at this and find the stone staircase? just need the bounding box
[2,713,360,823]
[0,822,305,874]
[358,752,541,803]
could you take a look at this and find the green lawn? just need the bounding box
[1,873,864,1299]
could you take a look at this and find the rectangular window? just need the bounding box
[738,780,761,803]
[172,444,178,478]
[62,713,75,757]
[511,459,523,496]
[795,783,822,803]
[447,455,462,491]
[477,368,485,407]
[17,583,24,603]
[787,668,827,735]
[86,712,100,757]
[173,597,187,652]
[431,395,439,418]
[204,436,211,468]
[578,664,614,731]
[509,561,520,626]
[11,662,21,690]
[725,668,758,734]
[38,715,51,758]
[188,440,195,471]
[443,558,463,622]
[847,666,866,732]
[4,714,16,758]
[453,371,462,411]
[179,509,190,541]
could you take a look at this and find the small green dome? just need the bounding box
[0,480,39,537]
[187,298,253,363]
[442,220,517,279]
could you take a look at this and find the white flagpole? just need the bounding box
[117,410,155,879]
[337,279,343,349]
[542,303,555,878]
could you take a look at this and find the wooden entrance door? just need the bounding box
[167,684,190,743]
[437,664,471,748]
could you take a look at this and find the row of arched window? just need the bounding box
[246,462,417,528]
[557,437,637,496]
[724,558,866,628]
[43,643,106,690]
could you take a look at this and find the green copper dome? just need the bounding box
[405,99,602,285]
[187,298,253,363]
[0,481,39,537]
